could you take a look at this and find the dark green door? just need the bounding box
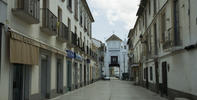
[67,60,72,91]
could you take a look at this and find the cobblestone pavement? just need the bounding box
[51,80,167,100]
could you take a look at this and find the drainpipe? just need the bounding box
[188,0,191,44]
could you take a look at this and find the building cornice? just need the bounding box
[81,0,95,22]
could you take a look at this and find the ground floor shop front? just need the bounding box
[0,30,99,100]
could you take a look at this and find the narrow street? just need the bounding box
[51,80,167,100]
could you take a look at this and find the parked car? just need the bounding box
[103,76,110,80]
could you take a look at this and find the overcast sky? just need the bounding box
[87,0,140,42]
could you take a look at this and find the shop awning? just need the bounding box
[10,38,39,65]
[9,30,67,65]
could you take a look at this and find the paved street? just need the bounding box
[51,80,167,100]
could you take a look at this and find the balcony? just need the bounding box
[109,62,120,67]
[41,8,57,35]
[57,22,69,42]
[12,0,40,24]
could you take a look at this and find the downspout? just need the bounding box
[188,0,191,44]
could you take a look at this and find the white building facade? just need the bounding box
[104,34,128,79]
[0,0,96,100]
[128,0,197,100]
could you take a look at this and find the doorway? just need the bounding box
[145,67,149,89]
[155,61,159,93]
[162,62,168,96]
[56,58,63,94]
[74,62,78,89]
[67,60,72,91]
[41,54,50,99]
[13,64,31,100]
[80,64,82,87]
[84,65,86,85]
[87,64,89,84]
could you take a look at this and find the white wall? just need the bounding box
[104,39,128,78]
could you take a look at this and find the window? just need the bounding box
[68,0,72,9]
[148,1,151,15]
[80,8,83,26]
[90,23,92,37]
[150,67,153,80]
[148,29,152,54]
[145,10,147,28]
[58,7,62,35]
[144,68,146,79]
[153,0,157,15]
[58,7,62,22]
[74,0,78,19]
[111,56,118,64]
[161,12,166,42]
[75,26,77,34]
[84,14,87,30]
[68,18,71,41]
[154,23,158,55]
[174,0,181,46]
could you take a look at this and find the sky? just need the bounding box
[87,0,140,42]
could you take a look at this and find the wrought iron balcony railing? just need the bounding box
[41,8,57,35]
[57,22,69,42]
[12,0,40,24]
